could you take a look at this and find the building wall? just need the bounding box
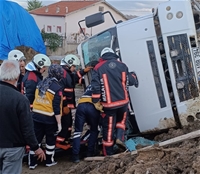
[30,2,126,54]
[65,2,126,43]
[31,15,66,37]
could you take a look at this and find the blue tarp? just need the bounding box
[0,0,46,60]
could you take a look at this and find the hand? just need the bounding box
[63,106,70,115]
[131,72,139,88]
[93,101,104,112]
[84,66,93,73]
[35,148,46,162]
[56,123,62,133]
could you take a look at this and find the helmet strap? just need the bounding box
[32,61,41,72]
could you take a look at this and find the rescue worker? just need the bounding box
[91,47,138,156]
[22,54,51,107]
[29,64,63,169]
[72,85,101,163]
[56,54,92,149]
[8,49,26,92]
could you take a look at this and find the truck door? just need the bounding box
[77,28,118,86]
[158,0,200,126]
[116,15,176,132]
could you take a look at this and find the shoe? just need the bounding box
[46,161,57,167]
[56,142,71,150]
[116,139,127,150]
[29,164,38,170]
[72,154,80,163]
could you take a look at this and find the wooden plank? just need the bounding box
[84,151,129,161]
[131,129,200,155]
[84,157,105,161]
[84,130,200,161]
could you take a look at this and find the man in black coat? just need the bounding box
[0,60,45,173]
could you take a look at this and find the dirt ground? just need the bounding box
[22,118,200,174]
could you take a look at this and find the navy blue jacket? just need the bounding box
[59,66,86,109]
[22,71,43,105]
[91,53,137,109]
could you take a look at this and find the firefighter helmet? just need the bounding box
[32,54,51,68]
[60,54,80,67]
[100,47,114,56]
[8,50,26,61]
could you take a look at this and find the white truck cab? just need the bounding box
[77,0,200,135]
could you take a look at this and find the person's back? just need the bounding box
[91,47,138,156]
[95,56,129,108]
[92,50,130,109]
[29,64,63,169]
[0,60,45,173]
[0,81,33,147]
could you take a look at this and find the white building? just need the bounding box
[30,0,127,45]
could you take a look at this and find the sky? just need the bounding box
[12,0,168,16]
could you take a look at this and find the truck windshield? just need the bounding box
[81,31,112,65]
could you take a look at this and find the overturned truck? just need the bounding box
[77,0,200,136]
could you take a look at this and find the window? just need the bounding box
[57,26,61,33]
[56,7,60,13]
[47,26,52,32]
[99,6,104,12]
[66,7,68,13]
[45,7,48,13]
[82,31,112,65]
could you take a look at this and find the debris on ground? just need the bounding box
[22,120,200,174]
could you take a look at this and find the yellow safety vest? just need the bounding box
[33,88,62,116]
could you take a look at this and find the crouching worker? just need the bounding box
[29,64,63,169]
[72,85,102,163]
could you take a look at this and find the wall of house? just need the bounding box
[65,2,126,43]
[46,43,78,56]
[31,2,126,55]
[31,15,66,36]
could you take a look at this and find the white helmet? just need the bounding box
[32,54,51,68]
[60,54,80,67]
[101,47,114,57]
[8,50,26,61]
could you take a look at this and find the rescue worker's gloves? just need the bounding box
[56,123,62,134]
[93,101,104,112]
[131,72,139,88]
[63,106,70,115]
[84,66,93,73]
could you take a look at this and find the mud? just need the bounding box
[21,120,200,174]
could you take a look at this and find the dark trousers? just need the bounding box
[102,104,128,156]
[72,103,100,155]
[29,121,57,166]
[57,110,72,141]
